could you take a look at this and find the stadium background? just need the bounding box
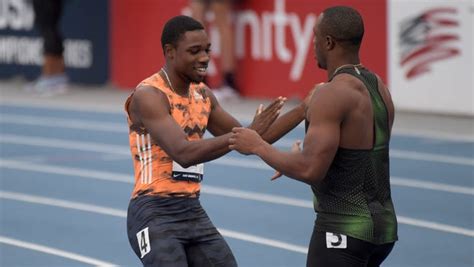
[1,0,472,115]
[0,0,473,266]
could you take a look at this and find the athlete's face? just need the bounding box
[313,15,327,70]
[173,30,210,84]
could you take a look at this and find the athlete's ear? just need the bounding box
[325,35,336,50]
[163,44,176,59]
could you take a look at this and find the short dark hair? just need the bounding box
[161,15,205,51]
[319,6,364,49]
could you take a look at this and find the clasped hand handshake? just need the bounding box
[228,83,323,179]
[228,96,285,156]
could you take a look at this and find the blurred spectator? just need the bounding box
[27,0,68,96]
[189,0,239,101]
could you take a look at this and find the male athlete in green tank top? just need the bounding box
[229,6,398,267]
[312,66,398,245]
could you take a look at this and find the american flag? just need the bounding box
[399,7,460,79]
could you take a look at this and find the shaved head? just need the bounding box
[318,6,364,50]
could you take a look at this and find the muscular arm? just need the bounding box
[262,84,320,144]
[130,86,284,168]
[206,87,242,136]
[129,86,234,168]
[206,86,286,139]
[261,102,306,144]
[205,87,289,158]
[230,84,346,185]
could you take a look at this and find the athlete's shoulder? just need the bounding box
[326,75,367,104]
[330,73,364,90]
[134,85,166,99]
[307,76,362,117]
[311,78,352,100]
[192,82,211,95]
[192,82,218,109]
[129,85,171,117]
[137,72,165,88]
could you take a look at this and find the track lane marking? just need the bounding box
[1,106,473,142]
[0,236,117,266]
[0,191,308,254]
[1,160,473,237]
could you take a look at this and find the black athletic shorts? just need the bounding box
[307,229,395,267]
[127,195,237,267]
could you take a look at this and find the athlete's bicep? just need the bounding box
[206,88,241,136]
[301,86,345,181]
[130,86,189,156]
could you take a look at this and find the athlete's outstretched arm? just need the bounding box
[261,84,321,144]
[205,87,285,137]
[207,85,318,145]
[129,86,282,168]
[229,83,345,185]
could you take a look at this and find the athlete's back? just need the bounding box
[331,68,394,150]
[311,65,398,245]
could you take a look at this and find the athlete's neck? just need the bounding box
[161,66,190,96]
[326,55,360,80]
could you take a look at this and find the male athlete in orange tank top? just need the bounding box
[125,73,211,199]
[125,16,309,266]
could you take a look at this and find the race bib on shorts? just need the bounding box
[136,227,151,258]
[326,232,347,249]
[172,161,204,182]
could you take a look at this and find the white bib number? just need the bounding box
[136,227,151,258]
[326,232,347,249]
[172,161,204,183]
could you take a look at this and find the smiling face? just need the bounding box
[168,29,210,84]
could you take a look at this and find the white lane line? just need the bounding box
[1,150,473,196]
[1,160,473,237]
[1,134,129,155]
[0,236,117,266]
[0,191,308,254]
[274,138,474,166]
[0,115,127,133]
[213,157,271,170]
[216,158,474,195]
[1,134,473,167]
[396,217,474,238]
[390,150,474,166]
[1,106,473,142]
[391,177,474,195]
[0,100,121,114]
[2,112,474,165]
[3,133,472,167]
[203,185,314,208]
[0,159,131,183]
[392,128,474,143]
[4,111,470,166]
[218,229,307,254]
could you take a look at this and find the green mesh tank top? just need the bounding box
[309,66,398,244]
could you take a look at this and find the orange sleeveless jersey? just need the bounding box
[124,72,211,199]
